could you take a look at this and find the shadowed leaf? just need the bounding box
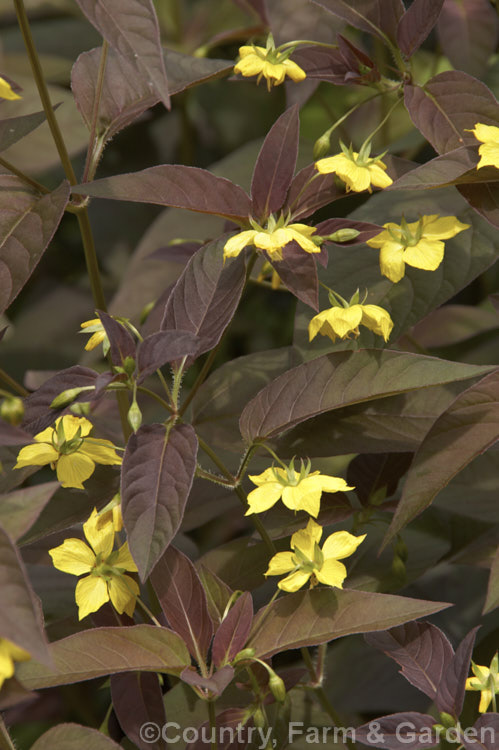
[239,350,492,442]
[385,369,499,546]
[150,546,213,661]
[98,311,136,366]
[365,621,454,701]
[111,672,166,750]
[347,453,413,506]
[76,166,251,220]
[74,0,169,108]
[285,163,343,220]
[465,715,499,750]
[180,665,234,696]
[186,708,249,750]
[483,546,499,614]
[387,146,480,190]
[0,422,32,446]
[212,592,253,667]
[311,0,405,41]
[136,330,200,382]
[436,628,479,718]
[247,588,450,658]
[0,109,49,153]
[0,525,50,664]
[437,0,499,78]
[267,243,319,310]
[397,0,445,57]
[161,238,246,363]
[250,105,299,221]
[31,724,123,750]
[0,180,69,316]
[233,0,269,23]
[0,483,59,541]
[16,625,191,689]
[356,713,437,749]
[121,423,198,580]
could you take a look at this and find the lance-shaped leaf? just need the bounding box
[212,592,253,668]
[293,36,379,86]
[0,525,50,664]
[250,105,299,222]
[74,0,169,109]
[385,369,499,546]
[98,311,136,367]
[436,628,479,718]
[0,109,49,153]
[355,713,438,750]
[397,0,445,58]
[111,672,166,750]
[136,330,200,383]
[404,72,499,155]
[239,350,493,443]
[0,483,59,541]
[121,423,198,580]
[465,715,499,750]
[365,622,454,701]
[198,566,233,626]
[0,179,69,316]
[150,546,213,662]
[284,164,343,221]
[437,0,499,78]
[161,238,246,362]
[247,588,450,658]
[76,166,251,221]
[16,625,190,689]
[267,243,319,310]
[311,0,405,42]
[31,724,123,750]
[387,146,480,191]
[484,546,499,615]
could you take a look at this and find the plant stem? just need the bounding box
[135,595,162,627]
[207,700,218,750]
[0,155,49,193]
[0,716,17,750]
[0,368,28,397]
[137,385,174,413]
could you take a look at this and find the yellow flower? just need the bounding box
[265,518,365,592]
[315,147,392,193]
[0,75,21,101]
[465,654,499,713]
[49,508,139,620]
[366,214,470,283]
[234,45,306,90]
[309,302,393,343]
[469,123,499,170]
[0,638,30,690]
[79,318,108,353]
[246,460,354,517]
[224,217,320,262]
[14,415,122,489]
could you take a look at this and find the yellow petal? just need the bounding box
[466,676,481,690]
[84,330,107,351]
[477,142,499,169]
[0,638,30,689]
[49,538,95,575]
[58,414,93,440]
[287,228,321,254]
[315,558,347,588]
[478,689,492,713]
[14,443,59,469]
[336,161,372,192]
[245,484,283,515]
[223,230,257,258]
[420,215,469,240]
[368,162,393,188]
[322,531,366,560]
[308,310,331,341]
[249,467,286,486]
[33,425,57,443]
[317,475,355,493]
[75,575,109,620]
[366,226,397,248]
[323,306,364,339]
[282,483,321,517]
[470,123,499,144]
[83,508,115,558]
[291,518,323,557]
[403,238,445,271]
[262,61,286,85]
[379,241,406,283]
[234,55,264,78]
[79,437,122,465]
[114,541,139,572]
[315,154,347,174]
[108,574,139,616]
[0,76,21,100]
[360,305,394,341]
[56,452,95,489]
[278,570,311,592]
[238,46,267,59]
[265,551,296,576]
[282,59,307,82]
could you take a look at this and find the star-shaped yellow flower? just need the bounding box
[14,415,122,489]
[265,518,365,592]
[234,45,306,90]
[49,508,139,620]
[315,148,392,193]
[366,214,470,283]
[0,75,21,101]
[246,460,354,517]
[0,638,30,690]
[309,302,393,343]
[224,216,320,262]
[79,318,109,353]
[469,123,499,170]
[465,654,499,713]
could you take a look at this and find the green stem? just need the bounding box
[75,209,107,311]
[258,442,288,469]
[0,716,16,750]
[207,700,218,750]
[135,595,162,627]
[197,436,236,480]
[0,367,28,397]
[137,385,174,413]
[360,94,402,149]
[0,154,49,193]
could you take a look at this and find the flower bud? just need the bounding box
[326,228,360,243]
[122,356,136,377]
[0,396,24,425]
[313,131,331,160]
[51,387,93,409]
[70,402,91,417]
[268,671,286,702]
[252,706,266,728]
[439,713,456,729]
[127,399,142,433]
[232,647,256,664]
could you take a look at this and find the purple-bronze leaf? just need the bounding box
[76,166,251,221]
[484,546,499,615]
[110,672,166,750]
[15,625,191,689]
[0,109,50,153]
[458,183,499,229]
[285,163,343,221]
[437,0,499,79]
[197,565,234,626]
[404,72,499,155]
[180,665,234,696]
[396,0,445,58]
[267,243,319,310]
[0,482,59,541]
[465,715,499,750]
[30,724,123,750]
[0,179,69,316]
[150,545,213,662]
[161,238,246,364]
[311,0,405,42]
[293,37,379,86]
[384,369,499,547]
[212,592,253,668]
[98,311,136,367]
[365,621,454,701]
[0,422,32,447]
[239,350,492,443]
[121,423,198,580]
[74,0,170,109]
[355,713,438,750]
[0,525,50,665]
[347,453,413,506]
[387,146,480,191]
[250,105,299,222]
[247,588,450,658]
[186,708,249,750]
[233,0,269,23]
[136,330,200,383]
[436,627,479,718]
